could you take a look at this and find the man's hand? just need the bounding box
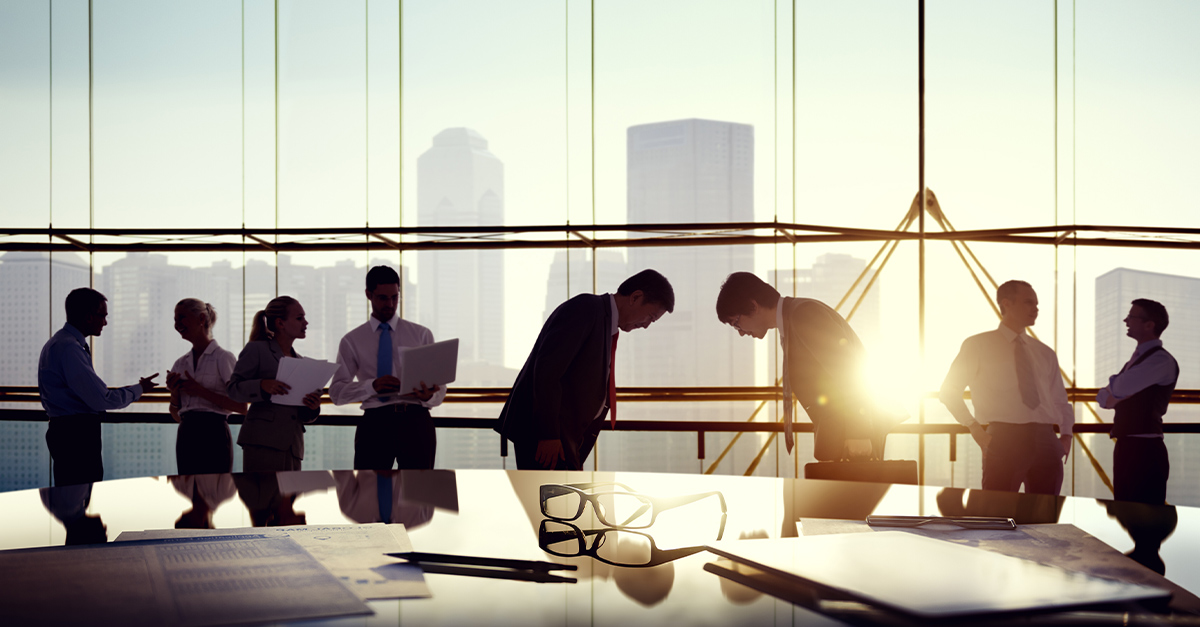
[968,421,991,460]
[400,381,440,402]
[260,379,290,395]
[372,375,401,394]
[535,439,565,469]
[845,438,873,461]
[302,390,322,410]
[138,373,159,394]
[1059,433,1072,461]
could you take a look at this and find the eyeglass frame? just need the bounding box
[539,482,728,529]
[538,516,727,568]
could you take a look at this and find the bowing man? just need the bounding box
[497,269,674,470]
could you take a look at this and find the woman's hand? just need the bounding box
[302,389,322,410]
[260,379,291,395]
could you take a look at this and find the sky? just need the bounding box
[2,0,1199,414]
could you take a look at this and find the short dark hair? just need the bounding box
[618,269,675,313]
[996,280,1032,315]
[65,288,107,324]
[716,272,780,321]
[366,265,400,291]
[1132,298,1169,337]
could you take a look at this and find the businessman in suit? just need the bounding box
[716,272,889,461]
[496,269,675,470]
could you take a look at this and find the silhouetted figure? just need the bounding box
[1097,299,1178,505]
[332,470,434,531]
[227,296,323,472]
[716,272,892,460]
[233,472,307,527]
[167,298,245,475]
[170,473,237,529]
[330,266,445,470]
[38,287,157,485]
[40,483,107,545]
[497,270,674,470]
[1105,500,1178,576]
[940,280,1073,495]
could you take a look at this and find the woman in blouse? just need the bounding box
[166,298,246,475]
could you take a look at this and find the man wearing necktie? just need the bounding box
[330,266,445,469]
[1097,299,1178,504]
[496,269,674,470]
[38,288,158,485]
[716,272,888,462]
[940,280,1074,495]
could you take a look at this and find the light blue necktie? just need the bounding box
[378,322,392,402]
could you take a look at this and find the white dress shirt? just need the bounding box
[939,324,1074,436]
[1097,339,1177,410]
[330,314,448,410]
[170,340,238,415]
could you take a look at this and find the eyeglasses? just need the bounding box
[539,482,728,529]
[728,314,743,331]
[539,518,726,568]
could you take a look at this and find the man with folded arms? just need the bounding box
[38,287,157,485]
[1097,298,1178,505]
[331,266,445,469]
[940,280,1073,495]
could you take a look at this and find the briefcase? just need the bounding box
[804,460,918,485]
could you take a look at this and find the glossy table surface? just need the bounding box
[1,469,1197,626]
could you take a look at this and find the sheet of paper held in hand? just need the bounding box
[0,534,371,627]
[117,523,429,600]
[273,356,340,406]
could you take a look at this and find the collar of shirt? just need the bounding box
[369,313,401,333]
[63,323,88,348]
[608,293,618,336]
[775,296,785,339]
[1133,338,1163,360]
[995,323,1025,343]
[197,339,221,360]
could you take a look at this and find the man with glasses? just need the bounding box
[940,280,1073,495]
[715,272,887,461]
[496,269,674,470]
[1097,299,1178,505]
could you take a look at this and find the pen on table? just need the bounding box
[388,551,578,572]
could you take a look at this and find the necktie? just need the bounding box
[376,472,393,524]
[1014,335,1039,410]
[83,341,92,365]
[608,332,619,429]
[781,328,794,454]
[378,322,392,402]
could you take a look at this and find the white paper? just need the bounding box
[117,523,429,600]
[273,356,340,406]
[398,338,459,394]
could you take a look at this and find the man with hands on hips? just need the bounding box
[939,280,1074,495]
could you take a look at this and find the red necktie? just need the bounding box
[608,332,619,429]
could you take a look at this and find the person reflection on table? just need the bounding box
[332,470,433,531]
[167,298,246,475]
[1105,499,1178,576]
[227,296,323,472]
[170,473,237,529]
[233,472,307,527]
[40,483,106,546]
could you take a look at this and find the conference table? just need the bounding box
[1,469,1197,626]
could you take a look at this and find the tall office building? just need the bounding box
[542,250,628,322]
[416,128,505,377]
[617,119,756,473]
[1090,267,1200,503]
[0,252,90,491]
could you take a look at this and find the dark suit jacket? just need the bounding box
[227,340,320,459]
[782,297,880,461]
[496,293,614,469]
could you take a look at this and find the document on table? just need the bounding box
[0,534,371,627]
[273,356,340,406]
[117,523,430,600]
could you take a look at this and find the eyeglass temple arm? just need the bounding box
[652,491,727,514]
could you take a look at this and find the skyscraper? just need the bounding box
[542,250,628,322]
[616,119,756,473]
[416,128,505,375]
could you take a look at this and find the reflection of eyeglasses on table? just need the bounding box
[539,482,728,529]
[539,518,726,568]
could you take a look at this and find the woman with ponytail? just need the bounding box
[167,298,246,474]
[227,296,323,471]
